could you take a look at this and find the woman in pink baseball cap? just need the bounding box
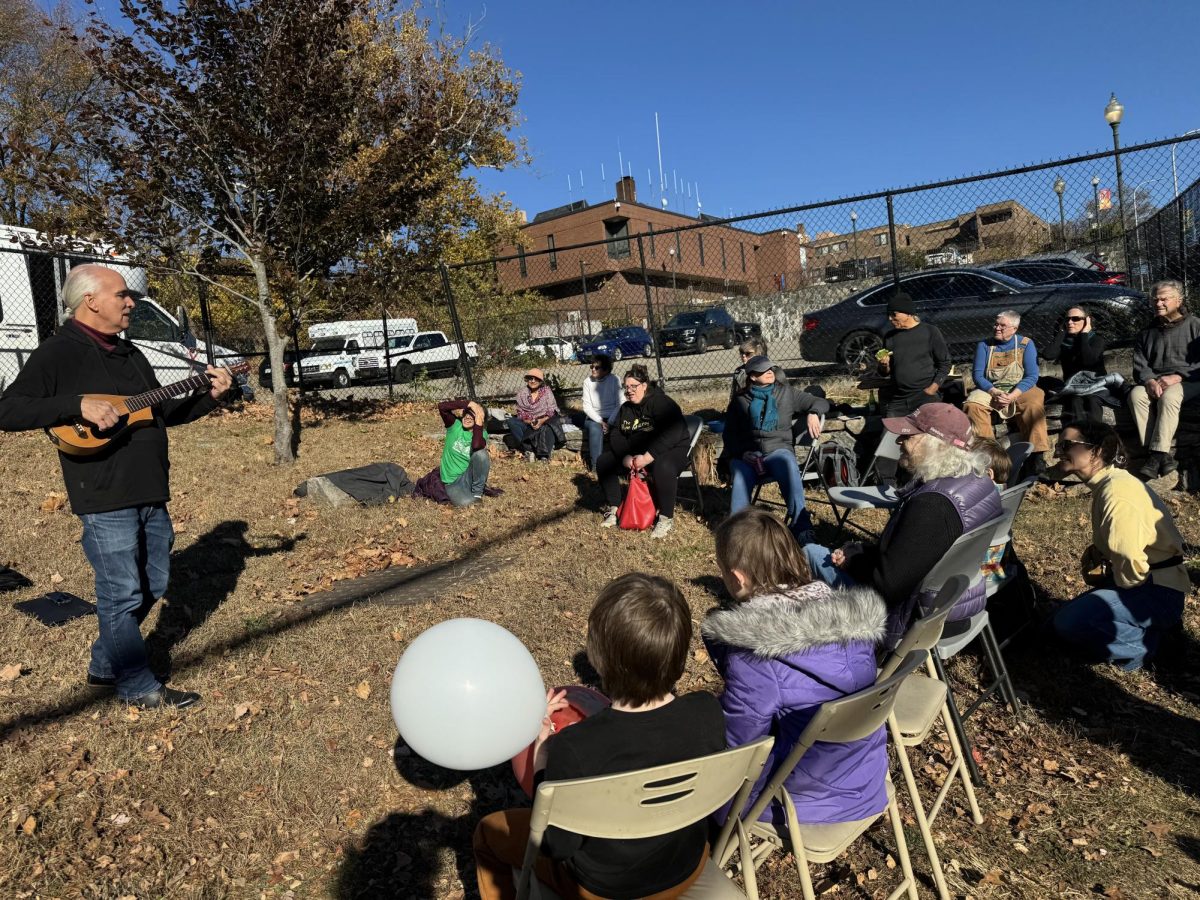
[802,403,1003,645]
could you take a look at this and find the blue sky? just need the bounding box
[442,0,1200,221]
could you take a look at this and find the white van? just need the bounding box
[294,318,418,387]
[0,224,250,397]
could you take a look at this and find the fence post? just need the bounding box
[886,193,900,287]
[580,259,593,337]
[1177,196,1189,296]
[192,275,216,366]
[636,234,667,387]
[439,263,478,401]
[381,302,394,401]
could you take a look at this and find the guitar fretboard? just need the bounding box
[123,373,212,413]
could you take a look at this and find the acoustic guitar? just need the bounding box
[46,362,250,456]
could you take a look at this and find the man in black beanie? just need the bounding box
[877,291,951,416]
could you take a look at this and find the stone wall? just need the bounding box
[726,282,864,347]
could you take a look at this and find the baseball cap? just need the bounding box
[744,355,773,374]
[882,403,971,449]
[524,368,545,382]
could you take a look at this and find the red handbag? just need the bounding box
[617,469,657,530]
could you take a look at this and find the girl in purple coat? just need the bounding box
[702,508,889,828]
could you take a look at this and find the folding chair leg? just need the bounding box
[981,621,1021,719]
[694,471,705,517]
[783,791,818,900]
[888,715,951,900]
[931,653,983,787]
[937,700,984,826]
[885,797,921,900]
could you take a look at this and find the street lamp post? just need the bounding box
[1091,175,1102,258]
[1053,176,1067,251]
[1105,93,1130,267]
[579,259,592,338]
[668,246,678,300]
[849,210,860,280]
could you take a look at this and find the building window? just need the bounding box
[547,235,557,271]
[518,246,527,278]
[817,245,830,257]
[980,210,1013,226]
[831,241,847,252]
[648,223,655,256]
[605,219,631,259]
[874,233,888,246]
[720,238,726,271]
[740,242,746,273]
[698,233,705,266]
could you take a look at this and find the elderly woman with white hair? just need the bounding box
[963,310,1050,473]
[803,404,1002,645]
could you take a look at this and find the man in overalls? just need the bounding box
[964,310,1050,473]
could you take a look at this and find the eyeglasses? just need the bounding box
[623,383,645,394]
[1065,316,1086,323]
[1055,438,1095,452]
[994,322,1016,329]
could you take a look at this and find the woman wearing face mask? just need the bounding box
[1050,421,1188,670]
[1040,306,1108,425]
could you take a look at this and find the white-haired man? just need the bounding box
[1128,280,1200,480]
[0,264,232,709]
[963,310,1050,472]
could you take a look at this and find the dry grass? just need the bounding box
[0,398,1198,899]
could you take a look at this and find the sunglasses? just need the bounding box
[1055,438,1094,452]
[589,364,604,370]
[525,377,542,384]
[1065,316,1087,323]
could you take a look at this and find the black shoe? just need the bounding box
[1159,455,1180,477]
[1137,455,1163,481]
[128,687,202,710]
[1031,455,1048,476]
[86,673,116,694]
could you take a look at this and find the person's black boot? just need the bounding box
[1159,453,1180,477]
[1137,452,1164,481]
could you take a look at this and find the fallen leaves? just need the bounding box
[354,680,371,700]
[39,492,66,512]
[0,663,28,681]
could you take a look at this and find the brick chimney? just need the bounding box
[615,176,637,203]
[795,222,809,243]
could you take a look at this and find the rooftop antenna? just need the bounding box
[579,169,585,192]
[655,111,666,208]
[617,138,624,187]
[601,162,606,184]
[696,182,702,216]
[673,169,678,197]
[567,173,573,201]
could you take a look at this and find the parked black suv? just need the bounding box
[657,306,761,355]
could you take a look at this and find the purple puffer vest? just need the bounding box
[882,473,1002,646]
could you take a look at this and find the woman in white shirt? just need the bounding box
[582,354,621,472]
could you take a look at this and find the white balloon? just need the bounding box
[390,618,547,771]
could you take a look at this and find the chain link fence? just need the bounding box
[4,134,1198,411]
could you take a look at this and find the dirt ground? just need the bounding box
[1,396,1198,900]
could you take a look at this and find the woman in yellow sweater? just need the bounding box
[1051,421,1189,670]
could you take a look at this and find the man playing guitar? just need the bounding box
[0,264,233,709]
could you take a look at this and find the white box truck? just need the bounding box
[275,318,418,388]
[0,224,252,397]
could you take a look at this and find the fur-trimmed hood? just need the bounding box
[701,584,887,658]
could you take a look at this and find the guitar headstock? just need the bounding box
[227,361,252,377]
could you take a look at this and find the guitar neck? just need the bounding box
[123,372,211,413]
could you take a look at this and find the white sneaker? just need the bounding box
[525,451,535,463]
[651,516,674,539]
[601,508,618,528]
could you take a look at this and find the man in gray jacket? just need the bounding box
[1128,280,1200,479]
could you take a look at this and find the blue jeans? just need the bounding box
[79,504,173,700]
[444,450,491,507]
[1052,579,1185,670]
[803,543,858,590]
[730,449,813,538]
[583,419,606,471]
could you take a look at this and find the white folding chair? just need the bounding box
[918,519,1021,786]
[719,652,927,900]
[678,415,707,516]
[516,738,775,900]
[879,575,980,900]
[750,414,826,518]
[826,431,902,537]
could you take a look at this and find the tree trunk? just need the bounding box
[251,254,296,463]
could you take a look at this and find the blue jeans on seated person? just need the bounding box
[730,449,814,540]
[1052,579,1185,670]
[583,419,605,472]
[802,543,858,590]
[79,504,174,701]
[445,449,492,507]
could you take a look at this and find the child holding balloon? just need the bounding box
[473,573,726,900]
[701,507,890,829]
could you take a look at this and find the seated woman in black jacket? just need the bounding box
[1041,306,1108,425]
[597,364,692,538]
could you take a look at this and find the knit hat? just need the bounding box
[886,292,917,316]
[882,402,971,449]
[744,355,774,374]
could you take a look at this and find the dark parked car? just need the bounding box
[575,326,655,362]
[657,306,759,355]
[259,350,302,389]
[800,267,1147,371]
[988,261,1128,287]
